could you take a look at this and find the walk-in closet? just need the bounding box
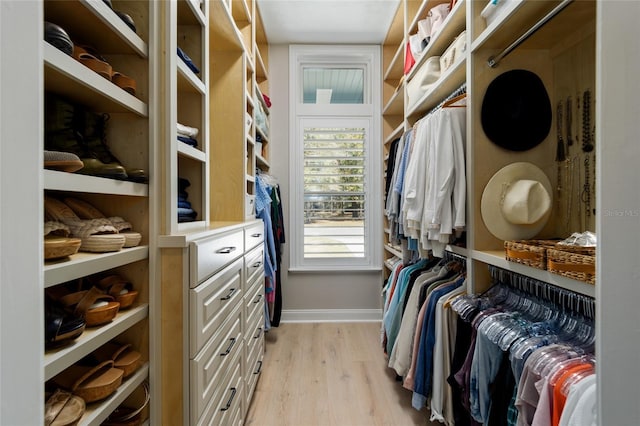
[0,1,639,425]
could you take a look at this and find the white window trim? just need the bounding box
[289,45,382,272]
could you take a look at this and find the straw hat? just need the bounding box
[481,162,553,241]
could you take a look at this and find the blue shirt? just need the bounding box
[256,175,277,284]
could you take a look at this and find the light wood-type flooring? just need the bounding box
[245,322,431,426]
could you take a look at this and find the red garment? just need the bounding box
[404,41,415,75]
[262,94,272,108]
[551,363,594,426]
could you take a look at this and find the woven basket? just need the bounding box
[547,245,596,284]
[504,240,559,270]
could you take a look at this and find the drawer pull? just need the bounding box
[252,261,263,268]
[216,246,237,254]
[253,294,263,304]
[220,337,237,356]
[253,327,263,339]
[253,360,263,375]
[251,233,262,238]
[220,387,237,412]
[220,288,237,301]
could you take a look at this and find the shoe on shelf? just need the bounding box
[63,197,142,248]
[49,360,123,403]
[44,221,81,261]
[102,0,137,33]
[44,389,85,426]
[45,294,86,349]
[44,22,74,56]
[44,150,84,173]
[80,109,148,183]
[44,94,128,180]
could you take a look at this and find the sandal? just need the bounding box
[45,389,86,426]
[73,45,112,80]
[89,341,141,378]
[103,381,149,426]
[50,360,123,403]
[45,196,126,253]
[49,285,120,327]
[45,294,86,348]
[44,221,81,260]
[111,71,136,95]
[63,197,142,248]
[44,150,84,173]
[88,274,139,309]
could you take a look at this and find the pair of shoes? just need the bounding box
[49,360,123,404]
[63,197,142,248]
[45,94,148,182]
[45,294,86,348]
[87,273,139,309]
[102,0,137,33]
[103,381,149,426]
[45,196,127,253]
[44,221,81,261]
[45,389,85,426]
[47,284,121,328]
[45,22,74,56]
[73,45,137,95]
[83,341,142,379]
[44,150,84,173]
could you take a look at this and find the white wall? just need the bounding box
[268,45,382,322]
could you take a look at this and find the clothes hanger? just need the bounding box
[442,93,467,108]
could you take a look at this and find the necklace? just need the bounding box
[556,100,565,211]
[566,96,573,148]
[581,90,592,219]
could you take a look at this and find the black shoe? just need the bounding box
[44,22,73,56]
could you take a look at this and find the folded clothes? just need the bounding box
[178,194,188,202]
[177,123,199,138]
[177,47,200,74]
[178,177,191,191]
[178,135,198,147]
[178,215,196,223]
[256,134,263,143]
[178,207,197,216]
[177,200,192,209]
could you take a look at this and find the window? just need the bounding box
[290,46,381,271]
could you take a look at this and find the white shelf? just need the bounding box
[255,125,270,144]
[44,246,150,288]
[177,142,207,162]
[246,91,255,107]
[471,0,527,52]
[406,0,466,83]
[472,250,595,297]
[384,123,405,145]
[256,153,270,169]
[247,135,256,146]
[44,43,148,117]
[178,0,207,26]
[80,363,150,426]
[158,221,248,248]
[384,243,403,258]
[444,245,468,257]
[406,56,466,118]
[246,174,255,183]
[44,0,148,58]
[45,305,149,380]
[177,60,206,94]
[44,170,148,197]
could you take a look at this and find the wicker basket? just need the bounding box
[504,240,559,270]
[547,245,596,284]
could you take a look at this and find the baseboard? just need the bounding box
[280,309,382,323]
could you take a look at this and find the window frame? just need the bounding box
[289,45,382,271]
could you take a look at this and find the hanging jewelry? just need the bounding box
[566,96,573,147]
[556,100,565,212]
[581,89,592,219]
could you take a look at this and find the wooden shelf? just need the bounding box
[384,123,405,145]
[44,170,148,197]
[384,42,405,82]
[44,305,149,380]
[255,44,268,82]
[44,43,148,117]
[44,0,148,57]
[44,246,149,288]
[407,0,452,36]
[231,0,252,24]
[256,153,270,169]
[384,243,403,258]
[210,0,244,51]
[383,88,404,116]
[472,250,595,297]
[255,125,270,144]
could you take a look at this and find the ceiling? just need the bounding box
[256,0,401,44]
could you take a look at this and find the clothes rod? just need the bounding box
[487,0,574,68]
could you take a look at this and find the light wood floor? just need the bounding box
[245,322,430,426]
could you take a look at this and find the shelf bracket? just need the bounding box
[487,0,574,68]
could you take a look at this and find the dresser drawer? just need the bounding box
[190,229,244,287]
[244,221,264,251]
[246,295,265,347]
[244,277,264,324]
[244,245,264,293]
[191,305,242,422]
[196,348,243,426]
[190,258,243,356]
[244,334,264,410]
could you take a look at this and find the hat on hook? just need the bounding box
[481,69,552,151]
[481,162,553,241]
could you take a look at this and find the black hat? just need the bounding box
[481,69,552,152]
